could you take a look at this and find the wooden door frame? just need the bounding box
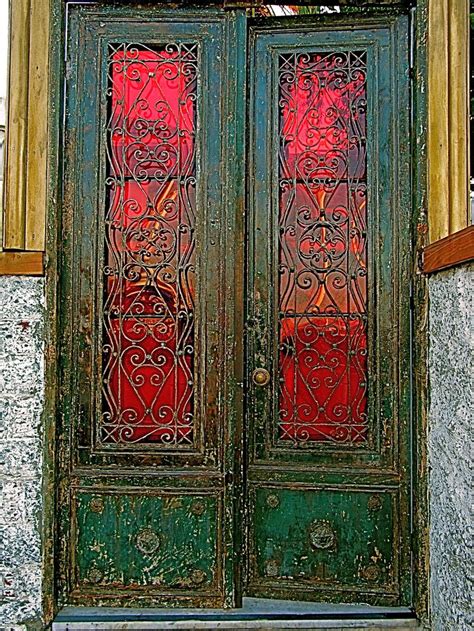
[41,0,430,626]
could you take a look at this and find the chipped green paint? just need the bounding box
[75,492,218,591]
[249,488,396,602]
[58,4,246,609]
[246,12,412,606]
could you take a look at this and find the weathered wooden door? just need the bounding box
[59,3,412,610]
[245,16,412,606]
[59,4,245,608]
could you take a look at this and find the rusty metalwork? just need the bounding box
[87,567,103,584]
[101,42,198,446]
[191,500,206,516]
[308,520,337,550]
[89,497,104,514]
[367,493,383,511]
[265,559,280,577]
[190,569,207,585]
[136,528,161,555]
[361,563,381,582]
[276,50,369,446]
[266,494,280,508]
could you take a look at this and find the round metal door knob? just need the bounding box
[252,368,270,387]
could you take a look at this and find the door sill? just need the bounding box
[53,597,418,630]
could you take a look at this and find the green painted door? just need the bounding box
[59,3,412,610]
[245,15,412,606]
[59,4,245,608]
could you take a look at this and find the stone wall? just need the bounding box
[428,263,473,631]
[0,277,45,629]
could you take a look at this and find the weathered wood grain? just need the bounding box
[4,0,30,250]
[428,0,469,242]
[25,0,50,250]
[0,251,44,275]
[423,225,474,273]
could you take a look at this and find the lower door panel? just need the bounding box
[248,485,399,605]
[72,489,222,604]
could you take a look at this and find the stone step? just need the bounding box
[53,620,419,630]
[53,599,419,630]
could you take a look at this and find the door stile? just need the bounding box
[221,8,248,607]
[392,14,413,604]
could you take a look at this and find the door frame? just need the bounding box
[41,0,430,625]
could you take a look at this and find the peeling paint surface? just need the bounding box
[428,263,473,630]
[0,277,44,628]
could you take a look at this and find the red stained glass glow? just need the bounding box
[277,51,369,445]
[101,43,197,445]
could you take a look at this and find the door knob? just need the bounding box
[252,368,270,387]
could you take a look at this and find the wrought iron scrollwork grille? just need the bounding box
[277,50,369,446]
[100,42,198,446]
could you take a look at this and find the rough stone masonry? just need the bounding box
[0,277,44,629]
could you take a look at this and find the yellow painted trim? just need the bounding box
[447,0,470,235]
[2,0,49,253]
[3,0,30,250]
[25,0,50,250]
[428,0,470,243]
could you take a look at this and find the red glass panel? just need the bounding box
[277,51,368,445]
[101,43,197,445]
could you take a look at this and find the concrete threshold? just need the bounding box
[53,598,419,630]
[53,620,419,630]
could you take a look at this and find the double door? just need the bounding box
[59,4,412,609]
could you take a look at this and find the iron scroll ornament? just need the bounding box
[100,42,198,446]
[276,50,369,446]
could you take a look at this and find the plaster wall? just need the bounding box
[0,277,45,630]
[428,263,473,631]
